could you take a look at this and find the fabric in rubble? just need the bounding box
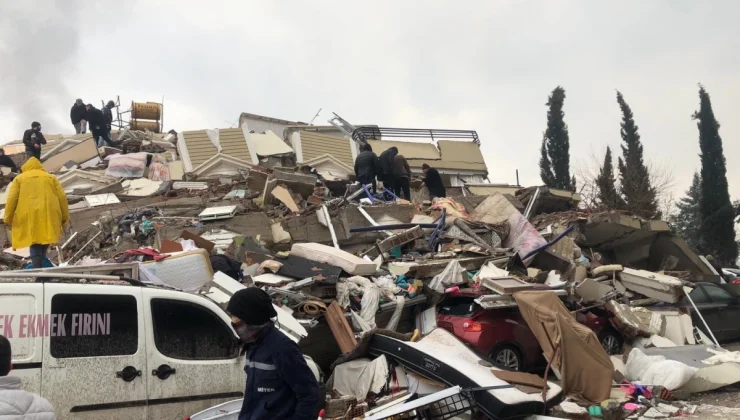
[624,348,697,390]
[430,197,469,220]
[330,329,414,371]
[471,193,547,265]
[385,295,405,331]
[346,276,380,331]
[210,254,243,281]
[148,155,170,181]
[105,152,147,178]
[125,247,168,262]
[327,355,390,401]
[513,291,613,403]
[429,260,467,293]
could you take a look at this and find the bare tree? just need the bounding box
[574,147,676,218]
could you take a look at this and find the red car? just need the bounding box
[437,291,623,372]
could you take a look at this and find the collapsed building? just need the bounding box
[0,111,732,420]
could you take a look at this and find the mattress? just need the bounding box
[290,242,377,276]
[368,328,563,419]
[142,248,213,292]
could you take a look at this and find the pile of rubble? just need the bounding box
[1,125,736,419]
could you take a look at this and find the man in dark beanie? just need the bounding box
[227,287,320,420]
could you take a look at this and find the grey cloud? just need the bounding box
[1,0,739,200]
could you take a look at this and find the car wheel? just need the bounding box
[599,329,623,355]
[490,345,523,371]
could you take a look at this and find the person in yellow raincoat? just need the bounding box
[3,157,69,268]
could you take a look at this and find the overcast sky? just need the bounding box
[1,0,738,206]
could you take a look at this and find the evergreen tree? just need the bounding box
[596,146,624,209]
[671,172,701,250]
[693,85,738,265]
[616,91,659,219]
[539,86,573,191]
[539,139,555,187]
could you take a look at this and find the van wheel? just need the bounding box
[490,345,523,371]
[599,329,623,355]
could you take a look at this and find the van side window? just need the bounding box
[151,299,239,360]
[50,294,138,358]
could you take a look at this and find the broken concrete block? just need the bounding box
[270,221,292,244]
[376,226,423,253]
[576,278,615,302]
[606,300,663,338]
[619,268,684,303]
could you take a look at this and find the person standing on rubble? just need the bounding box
[420,163,446,200]
[0,149,19,177]
[227,287,320,420]
[70,98,87,134]
[393,152,411,200]
[103,100,115,135]
[354,143,380,193]
[22,122,46,160]
[0,335,57,419]
[85,103,113,147]
[378,146,398,194]
[3,157,69,269]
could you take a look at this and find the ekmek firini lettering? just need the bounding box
[0,313,111,338]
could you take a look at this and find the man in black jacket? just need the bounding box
[0,149,18,176]
[70,98,87,134]
[103,100,115,131]
[86,104,113,147]
[421,163,446,199]
[378,146,398,194]
[354,143,379,193]
[228,287,320,420]
[22,122,46,160]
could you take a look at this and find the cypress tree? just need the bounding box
[671,172,701,251]
[616,91,659,218]
[539,139,555,187]
[539,86,573,191]
[693,85,738,265]
[596,146,624,209]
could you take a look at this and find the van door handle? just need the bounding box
[116,366,142,382]
[152,364,177,380]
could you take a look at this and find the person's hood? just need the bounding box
[21,157,44,173]
[390,147,398,153]
[0,376,22,390]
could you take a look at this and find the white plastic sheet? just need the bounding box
[328,355,389,401]
[625,348,697,390]
[429,260,466,293]
[206,128,222,153]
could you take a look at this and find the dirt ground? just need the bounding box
[686,343,740,402]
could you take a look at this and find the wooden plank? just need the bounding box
[326,301,357,354]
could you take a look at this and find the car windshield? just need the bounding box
[439,297,478,317]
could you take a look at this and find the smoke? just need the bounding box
[0,1,82,140]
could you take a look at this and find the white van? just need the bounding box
[0,277,319,420]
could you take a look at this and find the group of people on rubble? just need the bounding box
[354,143,447,200]
[69,98,117,147]
[19,99,117,163]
